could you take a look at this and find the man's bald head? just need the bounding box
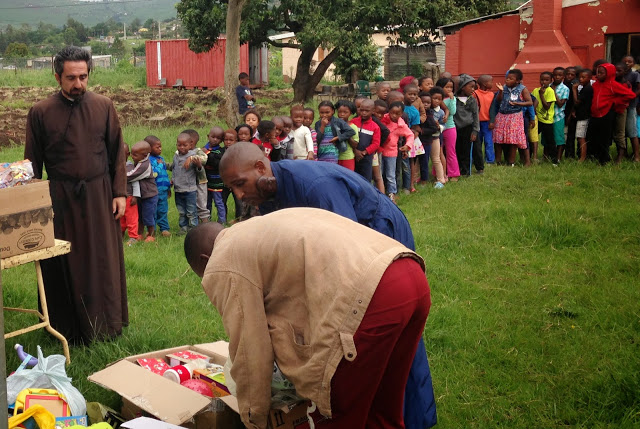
[220,141,268,176]
[184,222,225,277]
[440,71,452,79]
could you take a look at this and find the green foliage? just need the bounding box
[63,27,79,46]
[267,48,289,89]
[333,41,382,83]
[129,18,142,34]
[63,18,89,43]
[4,42,29,59]
[132,44,146,56]
[110,37,126,60]
[0,67,146,88]
[175,0,226,54]
[89,41,110,56]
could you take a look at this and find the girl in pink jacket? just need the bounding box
[380,101,414,202]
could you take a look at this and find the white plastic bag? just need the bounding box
[6,346,86,415]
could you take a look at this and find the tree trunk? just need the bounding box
[223,0,247,128]
[292,46,340,103]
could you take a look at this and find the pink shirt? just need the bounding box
[380,115,414,157]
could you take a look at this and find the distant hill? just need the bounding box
[0,0,178,28]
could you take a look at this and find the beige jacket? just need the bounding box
[201,207,424,429]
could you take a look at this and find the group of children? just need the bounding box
[120,59,640,240]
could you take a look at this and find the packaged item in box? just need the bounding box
[193,368,230,398]
[166,350,211,366]
[0,160,34,189]
[137,358,170,376]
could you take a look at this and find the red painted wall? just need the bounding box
[444,1,640,88]
[145,39,249,89]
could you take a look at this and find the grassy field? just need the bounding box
[0,65,147,89]
[1,140,640,427]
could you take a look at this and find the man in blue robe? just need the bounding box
[220,142,437,428]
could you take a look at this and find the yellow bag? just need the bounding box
[8,404,55,429]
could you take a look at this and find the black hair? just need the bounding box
[318,101,335,111]
[389,101,405,111]
[418,76,432,87]
[144,135,160,144]
[592,59,607,74]
[435,77,453,91]
[335,99,357,115]
[243,110,261,122]
[418,91,431,98]
[507,69,523,81]
[404,83,419,92]
[235,123,253,137]
[54,46,92,76]
[429,86,445,97]
[257,120,275,137]
[182,129,200,142]
[565,66,576,72]
[579,69,593,77]
[303,107,315,114]
[238,72,249,79]
[553,67,565,74]
[540,71,553,79]
[354,94,368,102]
[373,99,388,110]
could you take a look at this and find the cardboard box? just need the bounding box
[193,368,230,398]
[88,342,308,429]
[0,180,54,258]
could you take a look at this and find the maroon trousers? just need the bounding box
[315,257,431,428]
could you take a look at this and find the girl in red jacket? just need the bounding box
[588,63,636,164]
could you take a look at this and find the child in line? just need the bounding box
[613,63,633,163]
[494,69,533,166]
[303,107,318,158]
[281,116,293,145]
[203,126,226,224]
[235,123,253,143]
[454,74,481,176]
[121,143,140,246]
[315,101,355,164]
[236,72,256,115]
[381,101,414,202]
[351,98,381,182]
[587,62,635,164]
[402,84,426,190]
[531,71,558,165]
[376,81,391,102]
[622,55,640,162]
[221,129,243,222]
[372,99,391,193]
[252,120,279,160]
[418,76,434,94]
[429,87,448,181]
[272,116,287,160]
[127,140,159,242]
[289,105,315,160]
[473,75,496,164]
[571,69,593,161]
[419,92,445,188]
[145,135,171,237]
[243,110,261,136]
[564,66,580,157]
[182,129,210,223]
[548,67,569,161]
[388,91,417,193]
[169,132,201,234]
[435,77,460,181]
[335,99,359,171]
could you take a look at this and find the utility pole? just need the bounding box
[123,22,127,40]
[158,20,161,40]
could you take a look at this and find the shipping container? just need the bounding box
[145,39,250,89]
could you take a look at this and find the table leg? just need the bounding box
[35,261,71,364]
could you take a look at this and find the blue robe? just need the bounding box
[260,160,437,428]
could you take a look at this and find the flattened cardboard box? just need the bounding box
[0,180,55,258]
[88,341,308,429]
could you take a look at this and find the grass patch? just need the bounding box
[1,141,639,427]
[0,66,146,89]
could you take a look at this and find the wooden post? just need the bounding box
[0,269,9,429]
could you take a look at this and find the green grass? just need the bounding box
[0,66,146,89]
[2,141,640,427]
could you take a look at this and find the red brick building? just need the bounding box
[440,0,640,89]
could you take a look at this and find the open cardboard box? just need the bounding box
[88,341,310,429]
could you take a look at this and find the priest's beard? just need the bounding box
[62,86,86,100]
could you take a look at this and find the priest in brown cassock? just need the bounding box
[24,46,128,343]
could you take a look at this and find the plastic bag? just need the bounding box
[6,346,86,416]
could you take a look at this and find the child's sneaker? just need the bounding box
[199,217,210,224]
[388,193,396,204]
[126,238,138,246]
[161,230,171,237]
[176,227,188,236]
[434,182,445,189]
[144,236,156,243]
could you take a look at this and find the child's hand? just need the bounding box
[130,197,137,206]
[355,149,365,162]
[529,120,536,129]
[496,83,504,91]
[443,112,449,122]
[470,133,477,142]
[489,122,495,130]
[307,151,315,160]
[193,157,202,168]
[183,157,192,169]
[330,137,339,143]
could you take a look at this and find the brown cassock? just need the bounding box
[25,90,128,343]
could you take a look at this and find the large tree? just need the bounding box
[177,0,510,102]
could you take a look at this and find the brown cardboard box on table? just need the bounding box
[88,341,311,429]
[0,180,55,258]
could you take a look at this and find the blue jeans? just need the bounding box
[206,189,227,224]
[417,150,430,182]
[382,156,398,194]
[155,190,170,232]
[138,194,159,227]
[175,191,197,229]
[478,121,495,163]
[401,157,411,190]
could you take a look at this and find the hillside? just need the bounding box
[0,0,178,28]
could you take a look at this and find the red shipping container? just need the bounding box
[145,38,249,89]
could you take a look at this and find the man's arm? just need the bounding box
[203,273,273,429]
[24,107,44,179]
[105,101,126,219]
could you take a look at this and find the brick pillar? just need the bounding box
[512,0,581,89]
